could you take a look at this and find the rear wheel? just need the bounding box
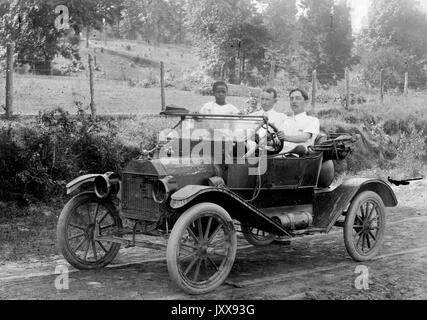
[241,224,276,246]
[57,193,122,270]
[167,203,237,295]
[344,191,386,262]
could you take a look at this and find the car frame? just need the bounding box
[57,111,397,295]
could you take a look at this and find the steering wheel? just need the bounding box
[254,120,284,156]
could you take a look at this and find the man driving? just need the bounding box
[278,88,320,155]
[251,88,287,129]
[241,88,287,157]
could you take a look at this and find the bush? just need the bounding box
[387,124,426,177]
[0,109,140,203]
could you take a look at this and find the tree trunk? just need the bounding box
[242,54,246,84]
[86,26,90,48]
[228,58,236,84]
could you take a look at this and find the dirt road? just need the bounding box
[1,183,426,300]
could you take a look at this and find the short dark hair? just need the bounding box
[289,88,309,101]
[264,87,278,99]
[213,81,228,92]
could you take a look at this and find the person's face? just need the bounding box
[260,91,276,112]
[214,85,227,105]
[290,91,306,115]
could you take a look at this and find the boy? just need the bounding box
[199,81,239,115]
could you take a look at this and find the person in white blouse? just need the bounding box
[277,88,320,155]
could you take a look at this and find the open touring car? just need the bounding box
[57,109,397,294]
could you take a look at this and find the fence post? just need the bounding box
[268,58,276,87]
[380,69,384,104]
[5,43,14,119]
[160,61,166,112]
[311,70,317,112]
[88,54,96,117]
[404,72,409,95]
[345,68,350,109]
[86,26,90,48]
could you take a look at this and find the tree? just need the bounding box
[185,0,270,84]
[358,0,427,89]
[299,0,354,84]
[263,0,298,53]
[62,0,116,47]
[0,0,63,73]
[120,0,183,43]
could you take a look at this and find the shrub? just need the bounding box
[0,109,141,203]
[387,124,426,177]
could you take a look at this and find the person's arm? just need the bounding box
[199,102,211,114]
[277,117,320,143]
[277,131,312,143]
[229,104,240,115]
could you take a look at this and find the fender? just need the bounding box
[313,178,398,232]
[66,174,103,195]
[170,185,292,237]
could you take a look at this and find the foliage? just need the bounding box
[119,0,186,43]
[0,0,63,71]
[299,0,354,84]
[0,109,140,203]
[185,0,270,84]
[357,0,427,89]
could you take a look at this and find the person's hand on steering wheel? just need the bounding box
[255,120,284,156]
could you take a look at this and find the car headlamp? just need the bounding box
[152,176,177,204]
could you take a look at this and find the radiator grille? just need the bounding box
[121,174,160,221]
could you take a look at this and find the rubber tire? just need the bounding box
[167,203,237,295]
[241,224,275,246]
[344,191,386,262]
[57,193,122,270]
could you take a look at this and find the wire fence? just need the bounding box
[1,51,427,117]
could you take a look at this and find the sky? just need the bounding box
[348,0,371,33]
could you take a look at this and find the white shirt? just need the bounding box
[281,112,320,153]
[200,102,240,115]
[251,108,288,138]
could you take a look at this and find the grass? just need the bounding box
[0,75,255,115]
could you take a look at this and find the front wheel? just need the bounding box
[57,193,122,270]
[344,191,386,262]
[167,203,237,295]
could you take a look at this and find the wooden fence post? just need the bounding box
[88,54,96,117]
[404,72,409,95]
[311,70,317,112]
[380,69,384,104]
[86,26,90,48]
[345,68,350,109]
[5,43,14,119]
[160,61,166,112]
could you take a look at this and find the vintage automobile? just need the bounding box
[57,109,398,295]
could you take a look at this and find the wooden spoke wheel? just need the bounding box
[344,191,386,262]
[57,193,122,270]
[167,203,237,295]
[241,224,276,246]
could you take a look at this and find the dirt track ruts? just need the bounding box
[1,205,426,300]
